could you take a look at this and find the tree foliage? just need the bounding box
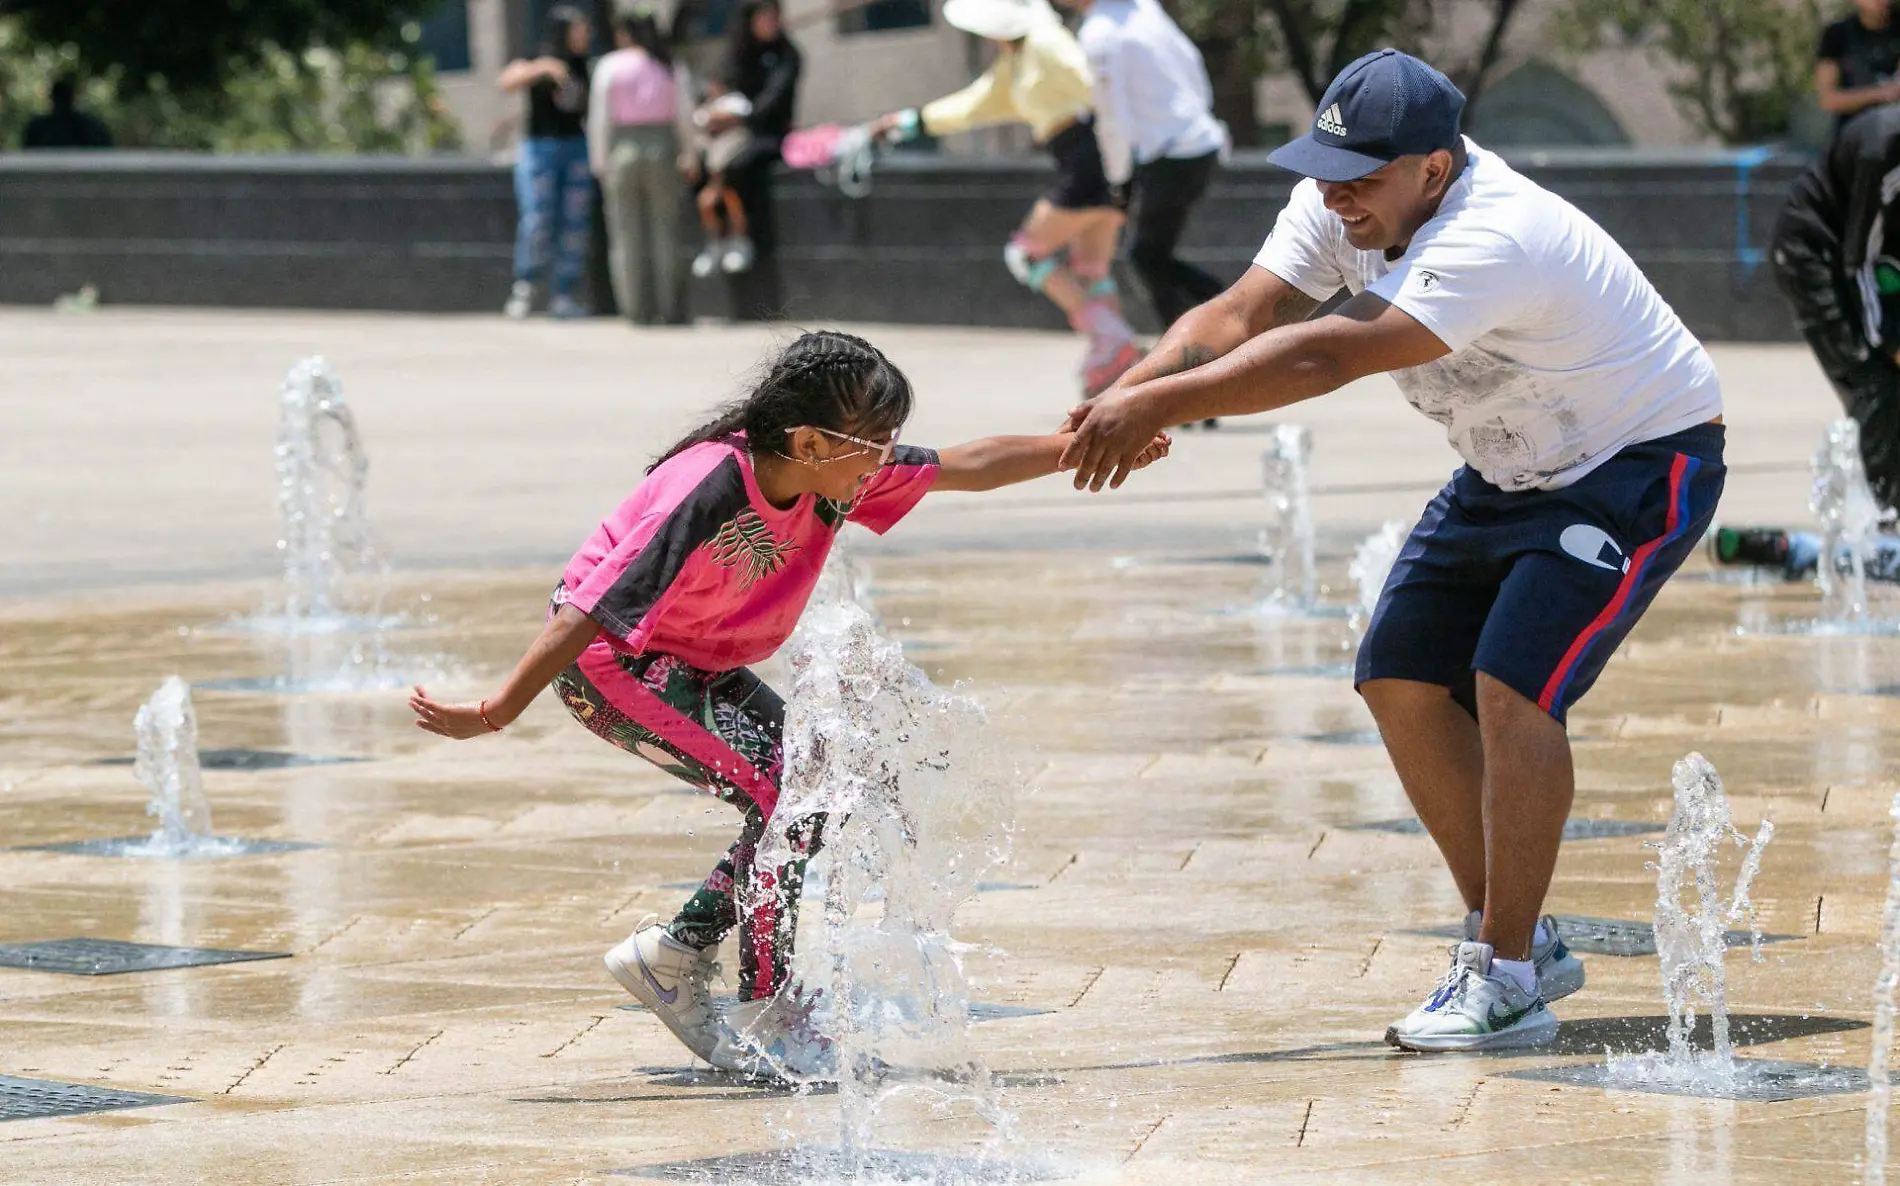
[0,17,461,152]
[1163,0,1528,144]
[1555,0,1824,144]
[0,0,443,95]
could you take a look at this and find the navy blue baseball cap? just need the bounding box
[1268,50,1466,183]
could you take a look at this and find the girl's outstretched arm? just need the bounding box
[410,603,601,739]
[934,431,1169,493]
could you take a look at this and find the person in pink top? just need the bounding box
[408,330,1168,1079]
[588,11,695,324]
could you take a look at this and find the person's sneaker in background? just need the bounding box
[503,280,534,319]
[1082,340,1144,399]
[548,294,587,320]
[1708,525,1789,569]
[720,237,756,275]
[692,242,723,279]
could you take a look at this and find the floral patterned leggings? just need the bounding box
[552,639,825,1001]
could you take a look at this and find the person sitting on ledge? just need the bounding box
[22,75,113,150]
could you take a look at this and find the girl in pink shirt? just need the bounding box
[409,330,1166,1078]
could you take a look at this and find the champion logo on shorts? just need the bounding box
[1316,103,1348,137]
[1559,523,1629,573]
[1416,270,1440,292]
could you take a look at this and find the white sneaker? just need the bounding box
[1386,941,1558,1052]
[503,280,534,319]
[691,242,723,279]
[1460,910,1587,1002]
[708,987,835,1081]
[604,925,720,1060]
[547,294,587,320]
[720,236,756,274]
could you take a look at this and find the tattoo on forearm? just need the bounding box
[1161,344,1218,378]
[1269,290,1322,328]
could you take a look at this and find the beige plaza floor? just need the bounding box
[2,309,1897,1183]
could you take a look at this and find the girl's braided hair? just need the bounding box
[648,330,914,473]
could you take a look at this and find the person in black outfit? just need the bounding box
[500,5,596,319]
[713,0,801,263]
[1817,1,1900,132]
[22,76,112,149]
[1770,104,1900,511]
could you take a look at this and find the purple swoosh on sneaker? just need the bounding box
[633,942,678,1005]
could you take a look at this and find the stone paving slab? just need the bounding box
[5,315,1899,1180]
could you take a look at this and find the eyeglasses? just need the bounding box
[787,425,899,465]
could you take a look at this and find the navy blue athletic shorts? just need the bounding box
[1354,423,1725,724]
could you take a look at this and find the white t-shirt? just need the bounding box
[1078,0,1227,186]
[1253,138,1722,491]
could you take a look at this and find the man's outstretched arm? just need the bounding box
[1106,265,1325,396]
[1063,290,1452,490]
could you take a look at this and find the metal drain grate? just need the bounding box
[1354,817,1664,841]
[612,1147,1070,1182]
[1407,915,1801,957]
[0,1074,190,1122]
[22,836,319,858]
[0,938,291,976]
[1298,730,1384,746]
[1502,1059,1868,1102]
[970,1002,1053,1022]
[94,748,365,770]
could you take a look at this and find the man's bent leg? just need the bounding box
[1474,673,1574,961]
[1355,478,1499,916]
[1465,423,1726,958]
[1359,678,1486,912]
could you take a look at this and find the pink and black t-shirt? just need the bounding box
[560,437,940,670]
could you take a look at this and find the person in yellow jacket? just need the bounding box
[871,0,1142,397]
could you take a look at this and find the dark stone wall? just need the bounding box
[0,147,1809,341]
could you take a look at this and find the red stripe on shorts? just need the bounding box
[1536,452,1690,714]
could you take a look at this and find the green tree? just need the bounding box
[1163,0,1528,146]
[0,16,460,152]
[0,0,441,95]
[1555,0,1824,144]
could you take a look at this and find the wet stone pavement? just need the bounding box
[4,548,1900,1184]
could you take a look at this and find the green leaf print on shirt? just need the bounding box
[706,508,801,588]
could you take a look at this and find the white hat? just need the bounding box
[942,0,1048,40]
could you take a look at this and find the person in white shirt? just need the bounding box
[1062,0,1227,336]
[1063,51,1728,1054]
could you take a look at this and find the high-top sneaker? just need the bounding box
[604,924,720,1060]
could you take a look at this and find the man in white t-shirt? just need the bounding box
[1062,50,1727,1052]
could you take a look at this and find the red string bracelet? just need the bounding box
[479,700,503,733]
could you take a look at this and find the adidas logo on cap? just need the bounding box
[1316,103,1347,136]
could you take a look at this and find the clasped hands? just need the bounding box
[1059,383,1173,492]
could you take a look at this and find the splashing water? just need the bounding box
[1347,520,1410,642]
[101,677,249,858]
[137,677,212,848]
[1607,753,1773,1089]
[1259,424,1317,612]
[1812,418,1886,626]
[220,357,452,692]
[275,356,384,629]
[755,548,1023,1170]
[1867,792,1900,1186]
